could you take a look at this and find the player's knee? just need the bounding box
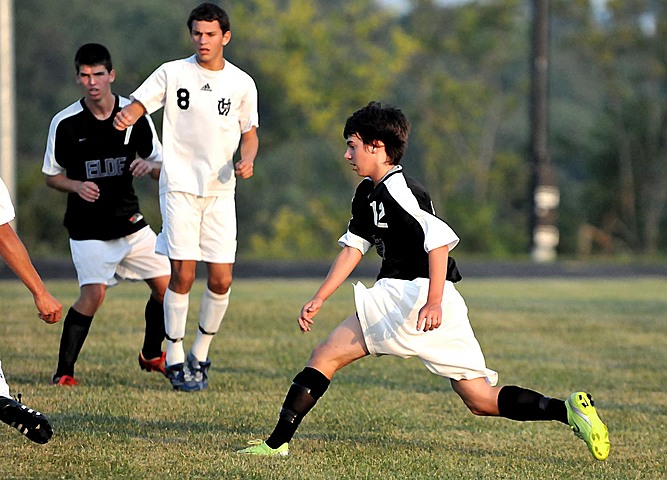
[148,276,169,302]
[76,289,105,315]
[309,342,328,362]
[460,396,496,416]
[307,343,341,374]
[169,270,196,293]
[207,275,232,295]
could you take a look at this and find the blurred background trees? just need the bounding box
[11,0,667,260]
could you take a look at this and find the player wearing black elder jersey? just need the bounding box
[238,102,610,461]
[42,44,171,386]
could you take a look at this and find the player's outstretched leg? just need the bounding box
[238,367,330,456]
[0,396,53,444]
[566,391,610,461]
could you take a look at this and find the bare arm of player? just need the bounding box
[298,245,363,333]
[45,174,99,203]
[416,244,449,332]
[235,127,258,179]
[0,222,63,324]
[113,100,147,131]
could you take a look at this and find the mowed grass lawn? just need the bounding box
[0,276,665,479]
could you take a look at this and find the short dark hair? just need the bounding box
[74,43,112,74]
[343,101,411,165]
[187,2,230,33]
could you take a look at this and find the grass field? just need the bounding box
[0,276,665,479]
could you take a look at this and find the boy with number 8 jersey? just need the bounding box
[114,3,259,391]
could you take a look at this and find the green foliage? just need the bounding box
[248,201,347,260]
[551,0,667,255]
[10,0,667,259]
[1,277,666,478]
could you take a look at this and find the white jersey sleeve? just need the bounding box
[42,101,82,176]
[0,177,16,225]
[130,64,168,115]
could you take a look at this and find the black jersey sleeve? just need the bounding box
[347,178,375,244]
[131,115,159,160]
[53,121,76,170]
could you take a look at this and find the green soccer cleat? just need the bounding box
[566,391,610,461]
[237,440,289,456]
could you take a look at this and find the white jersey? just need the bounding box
[131,55,259,197]
[0,177,16,226]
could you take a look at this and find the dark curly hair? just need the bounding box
[343,101,410,165]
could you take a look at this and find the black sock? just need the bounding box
[497,385,567,424]
[55,308,93,378]
[141,296,165,359]
[265,367,331,449]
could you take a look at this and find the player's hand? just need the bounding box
[76,181,100,202]
[34,291,63,324]
[416,302,442,332]
[113,105,140,131]
[129,159,156,178]
[298,298,323,333]
[234,158,254,179]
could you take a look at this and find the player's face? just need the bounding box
[191,20,231,69]
[345,134,387,183]
[77,64,114,102]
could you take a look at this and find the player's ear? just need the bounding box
[109,69,116,83]
[222,30,232,46]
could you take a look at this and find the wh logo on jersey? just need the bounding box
[218,98,231,116]
[86,157,127,179]
[201,83,212,91]
[370,201,388,228]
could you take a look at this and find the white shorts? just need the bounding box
[70,226,171,287]
[0,360,10,398]
[353,278,498,384]
[156,191,236,263]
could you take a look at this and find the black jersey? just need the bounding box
[43,96,161,240]
[340,166,462,282]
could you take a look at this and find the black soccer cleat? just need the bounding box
[0,396,53,444]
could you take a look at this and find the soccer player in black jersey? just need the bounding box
[42,44,171,386]
[238,102,610,461]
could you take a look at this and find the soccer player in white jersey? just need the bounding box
[43,44,171,386]
[114,3,259,392]
[238,102,610,461]
[0,176,60,444]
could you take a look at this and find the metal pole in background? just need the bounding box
[529,0,559,262]
[0,0,16,229]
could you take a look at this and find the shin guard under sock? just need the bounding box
[164,288,188,366]
[142,296,165,360]
[266,367,331,448]
[190,288,230,362]
[55,308,93,377]
[497,385,567,424]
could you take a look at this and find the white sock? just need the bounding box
[0,361,11,398]
[164,288,189,367]
[190,288,230,362]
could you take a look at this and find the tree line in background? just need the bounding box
[12,0,667,260]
